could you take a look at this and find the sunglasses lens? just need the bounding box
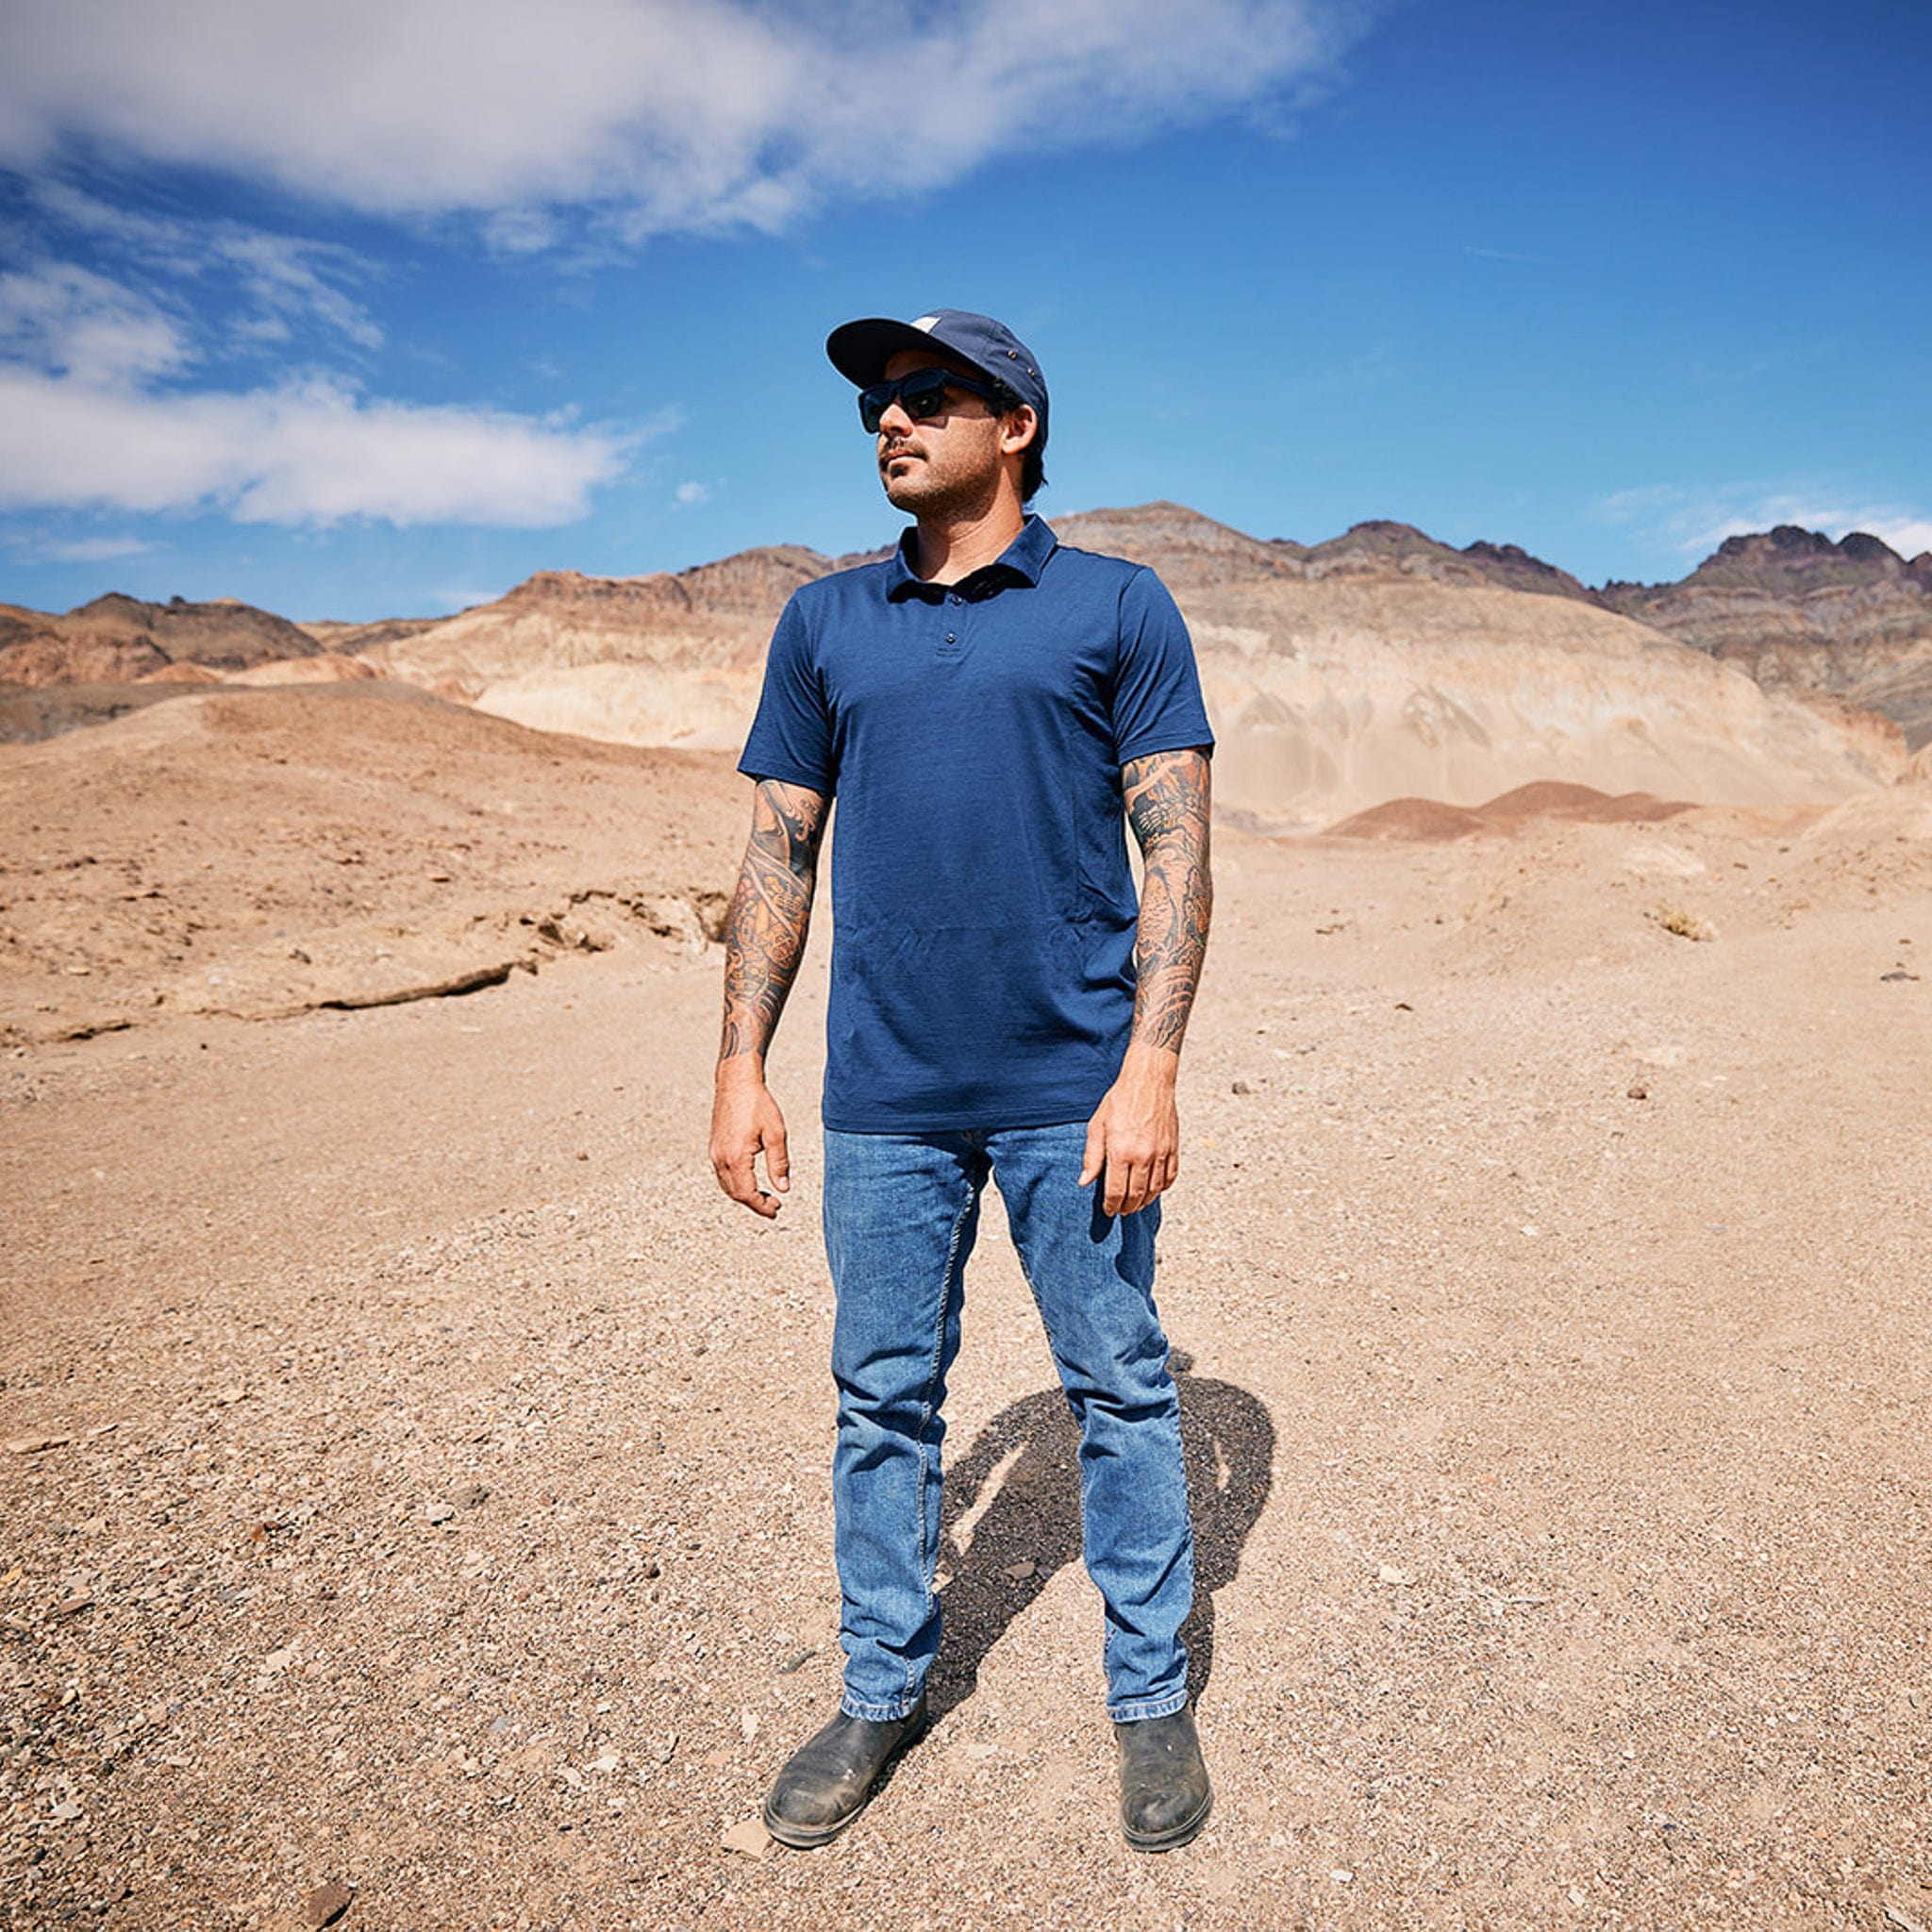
[858,368,969,433]
[900,370,951,418]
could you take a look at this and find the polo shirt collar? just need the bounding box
[884,513,1058,601]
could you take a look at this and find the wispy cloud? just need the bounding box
[0,0,1378,242]
[8,531,159,564]
[0,366,641,526]
[673,480,712,507]
[1463,244,1554,267]
[1598,483,1932,565]
[31,183,384,354]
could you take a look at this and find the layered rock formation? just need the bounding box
[1599,526,1932,747]
[0,592,318,685]
[5,508,1923,819]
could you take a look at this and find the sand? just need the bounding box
[4,694,1931,1930]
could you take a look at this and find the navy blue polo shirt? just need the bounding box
[739,514,1212,1133]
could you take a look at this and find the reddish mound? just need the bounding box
[1328,797,1492,841]
[1476,781,1689,824]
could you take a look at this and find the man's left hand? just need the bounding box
[1080,1045,1182,1217]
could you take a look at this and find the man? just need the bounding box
[708,308,1215,1853]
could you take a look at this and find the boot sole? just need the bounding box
[1123,1783,1212,1854]
[761,1709,930,1849]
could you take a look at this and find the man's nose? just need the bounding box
[876,391,915,436]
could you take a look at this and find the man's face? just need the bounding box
[873,347,1017,516]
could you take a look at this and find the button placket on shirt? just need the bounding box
[937,588,966,662]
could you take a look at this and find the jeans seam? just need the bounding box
[910,1167,977,1707]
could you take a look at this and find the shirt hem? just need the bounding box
[822,1097,1104,1136]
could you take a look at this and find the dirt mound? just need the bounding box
[0,680,200,745]
[0,684,744,1041]
[1327,797,1492,841]
[1474,780,1690,824]
[226,653,385,687]
[138,660,226,685]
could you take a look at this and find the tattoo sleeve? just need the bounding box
[1122,747,1213,1056]
[718,778,829,1065]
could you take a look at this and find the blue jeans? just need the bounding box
[822,1122,1193,1725]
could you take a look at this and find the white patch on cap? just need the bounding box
[911,315,941,331]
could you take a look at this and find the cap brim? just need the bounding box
[826,317,988,389]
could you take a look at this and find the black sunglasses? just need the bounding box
[858,366,1007,434]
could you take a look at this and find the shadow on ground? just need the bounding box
[927,1351,1274,1722]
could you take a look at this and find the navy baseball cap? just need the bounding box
[826,308,1048,445]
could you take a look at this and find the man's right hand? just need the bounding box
[710,1064,791,1218]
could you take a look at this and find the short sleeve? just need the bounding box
[739,593,835,793]
[1112,567,1215,765]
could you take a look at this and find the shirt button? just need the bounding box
[945,632,956,643]
[949,593,961,605]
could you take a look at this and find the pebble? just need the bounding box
[303,1877,355,1927]
[722,1818,772,1861]
[5,1435,71,1455]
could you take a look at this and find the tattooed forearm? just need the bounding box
[1123,747,1213,1057]
[718,778,828,1065]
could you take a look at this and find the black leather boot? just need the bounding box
[762,1694,929,1848]
[1115,1704,1212,1852]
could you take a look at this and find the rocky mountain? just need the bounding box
[0,592,319,686]
[340,502,1898,823]
[4,508,1922,820]
[1594,525,1932,747]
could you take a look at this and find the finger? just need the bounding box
[1079,1114,1107,1189]
[1103,1149,1128,1218]
[765,1119,791,1193]
[1124,1156,1156,1216]
[717,1141,768,1212]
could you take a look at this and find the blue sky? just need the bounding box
[1,0,1926,621]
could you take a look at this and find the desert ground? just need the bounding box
[4,685,1931,1931]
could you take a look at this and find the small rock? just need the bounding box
[1231,1079,1252,1095]
[451,1483,491,1509]
[1880,969,1920,982]
[48,1801,85,1823]
[303,1877,355,1927]
[722,1818,773,1861]
[213,1387,247,1406]
[6,1435,71,1455]
[1377,1564,1412,1587]
[424,1503,456,1526]
[740,1710,759,1742]
[1002,1560,1038,1582]
[775,1646,815,1675]
[51,1593,93,1618]
[1626,1083,1649,1100]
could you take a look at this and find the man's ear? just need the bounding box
[999,405,1039,458]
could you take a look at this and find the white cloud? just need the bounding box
[0,0,1374,240]
[32,183,383,353]
[1599,485,1932,566]
[673,480,712,507]
[9,532,159,563]
[0,261,192,384]
[0,367,639,526]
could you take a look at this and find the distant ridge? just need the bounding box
[6,507,1927,782]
